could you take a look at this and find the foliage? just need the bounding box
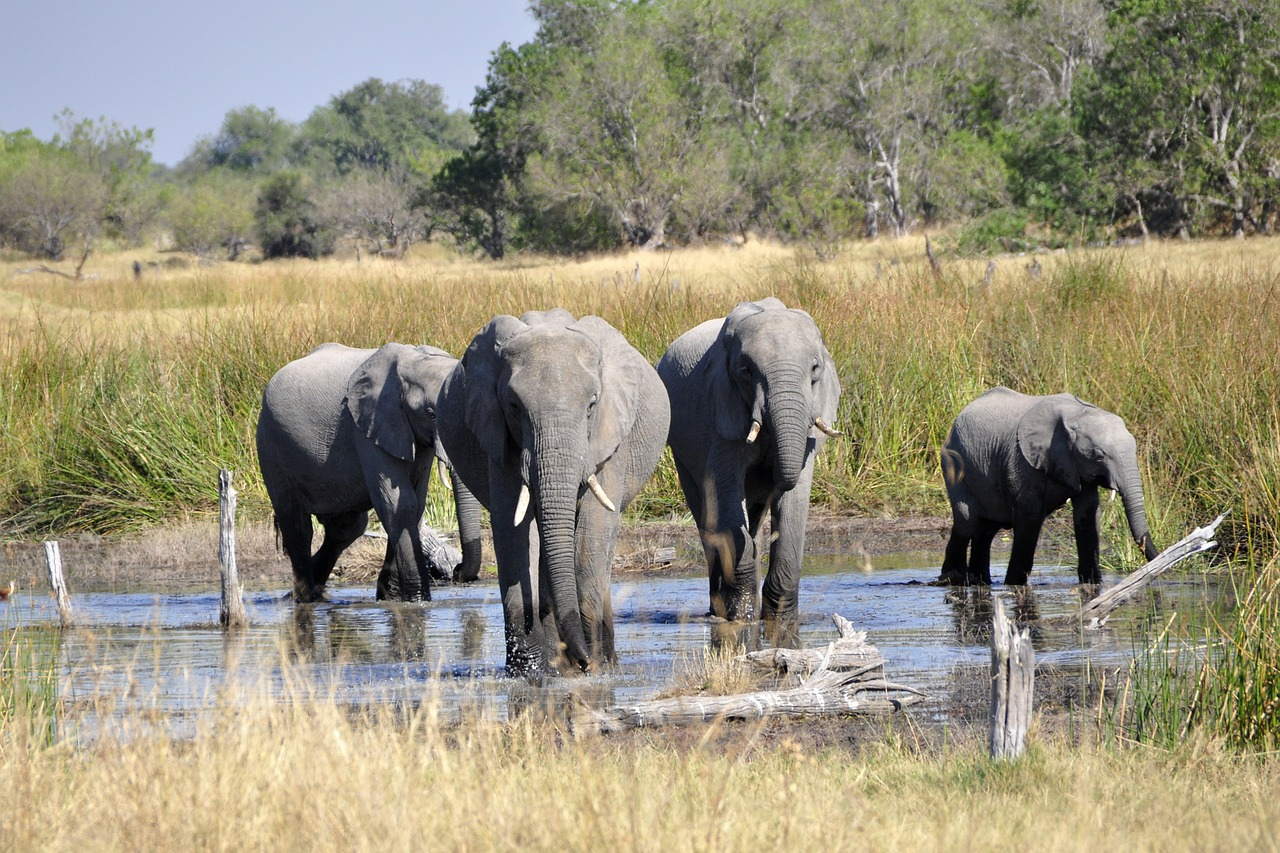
[167,174,255,258]
[951,208,1031,256]
[253,171,334,259]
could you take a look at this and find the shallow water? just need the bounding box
[4,554,1222,729]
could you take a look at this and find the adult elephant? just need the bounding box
[256,343,482,603]
[436,309,669,677]
[938,386,1160,586]
[657,298,842,629]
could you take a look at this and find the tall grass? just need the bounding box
[2,655,1279,850]
[2,239,1276,558]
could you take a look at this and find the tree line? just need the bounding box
[3,0,1278,264]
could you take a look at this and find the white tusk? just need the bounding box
[1109,489,1117,503]
[746,420,761,444]
[437,459,453,491]
[586,473,618,512]
[814,417,843,437]
[513,483,531,526]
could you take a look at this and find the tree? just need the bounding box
[319,169,424,256]
[0,142,107,259]
[1081,0,1280,236]
[254,171,334,259]
[297,78,473,174]
[54,111,158,244]
[168,174,254,259]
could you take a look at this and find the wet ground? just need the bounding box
[3,552,1223,729]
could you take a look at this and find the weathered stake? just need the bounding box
[219,469,247,628]
[990,595,1034,760]
[43,540,74,628]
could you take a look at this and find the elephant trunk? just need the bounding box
[763,366,811,491]
[531,423,590,671]
[1117,459,1159,561]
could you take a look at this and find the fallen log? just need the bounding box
[740,613,883,676]
[363,519,462,578]
[575,614,925,734]
[1080,513,1225,629]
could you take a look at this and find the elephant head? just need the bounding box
[346,343,456,462]
[708,298,840,490]
[459,309,640,671]
[1016,395,1160,560]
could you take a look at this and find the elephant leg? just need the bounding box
[364,465,430,602]
[576,480,622,666]
[1072,488,1102,584]
[761,461,815,626]
[939,491,974,584]
[450,468,484,583]
[967,519,999,585]
[702,446,756,622]
[276,505,321,602]
[1004,515,1044,586]
[312,510,369,592]
[490,466,547,678]
[672,457,722,614]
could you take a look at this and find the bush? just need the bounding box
[168,177,254,258]
[254,172,334,260]
[951,208,1032,256]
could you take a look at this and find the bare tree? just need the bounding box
[318,170,425,257]
[0,149,107,260]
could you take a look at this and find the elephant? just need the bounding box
[436,309,670,677]
[938,386,1160,586]
[256,342,483,603]
[657,298,842,631]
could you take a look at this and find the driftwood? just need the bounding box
[990,595,1034,760]
[363,519,462,578]
[740,614,883,676]
[575,614,925,734]
[1080,513,1225,629]
[218,469,248,628]
[43,541,75,628]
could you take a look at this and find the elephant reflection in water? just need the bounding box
[944,586,1041,645]
[388,607,429,661]
[459,609,486,661]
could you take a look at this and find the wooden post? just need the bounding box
[218,469,247,628]
[990,595,1034,760]
[43,540,74,628]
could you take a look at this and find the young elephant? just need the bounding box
[657,298,842,628]
[256,343,482,603]
[436,309,670,677]
[939,386,1160,586]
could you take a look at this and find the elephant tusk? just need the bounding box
[814,417,843,437]
[437,459,453,491]
[514,483,531,526]
[746,420,761,444]
[1109,489,1117,502]
[586,473,618,512]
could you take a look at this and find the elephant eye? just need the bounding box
[811,358,821,382]
[736,362,751,377]
[588,392,599,410]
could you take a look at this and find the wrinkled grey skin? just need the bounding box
[939,386,1160,586]
[256,343,482,603]
[437,309,670,677]
[657,298,841,629]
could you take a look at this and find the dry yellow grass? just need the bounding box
[1,683,1278,851]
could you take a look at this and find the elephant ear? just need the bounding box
[569,316,642,469]
[815,345,841,424]
[1016,396,1086,491]
[345,344,416,462]
[705,302,771,441]
[461,315,527,461]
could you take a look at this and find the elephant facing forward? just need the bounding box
[256,343,482,602]
[939,386,1159,586]
[437,309,670,676]
[657,298,842,629]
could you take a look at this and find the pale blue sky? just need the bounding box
[1,0,539,164]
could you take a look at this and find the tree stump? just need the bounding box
[218,469,247,628]
[990,595,1034,760]
[43,541,74,628]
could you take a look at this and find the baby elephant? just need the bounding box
[939,386,1159,586]
[257,343,482,602]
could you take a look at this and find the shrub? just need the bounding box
[254,172,334,260]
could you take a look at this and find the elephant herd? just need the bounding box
[256,297,1158,678]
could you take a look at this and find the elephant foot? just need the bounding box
[291,583,328,603]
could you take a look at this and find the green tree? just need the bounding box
[254,171,334,259]
[297,78,473,174]
[168,173,255,259]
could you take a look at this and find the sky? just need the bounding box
[1,0,540,165]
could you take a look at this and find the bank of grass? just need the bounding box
[2,236,1277,558]
[1,668,1278,851]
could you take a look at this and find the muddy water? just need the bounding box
[4,554,1222,727]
